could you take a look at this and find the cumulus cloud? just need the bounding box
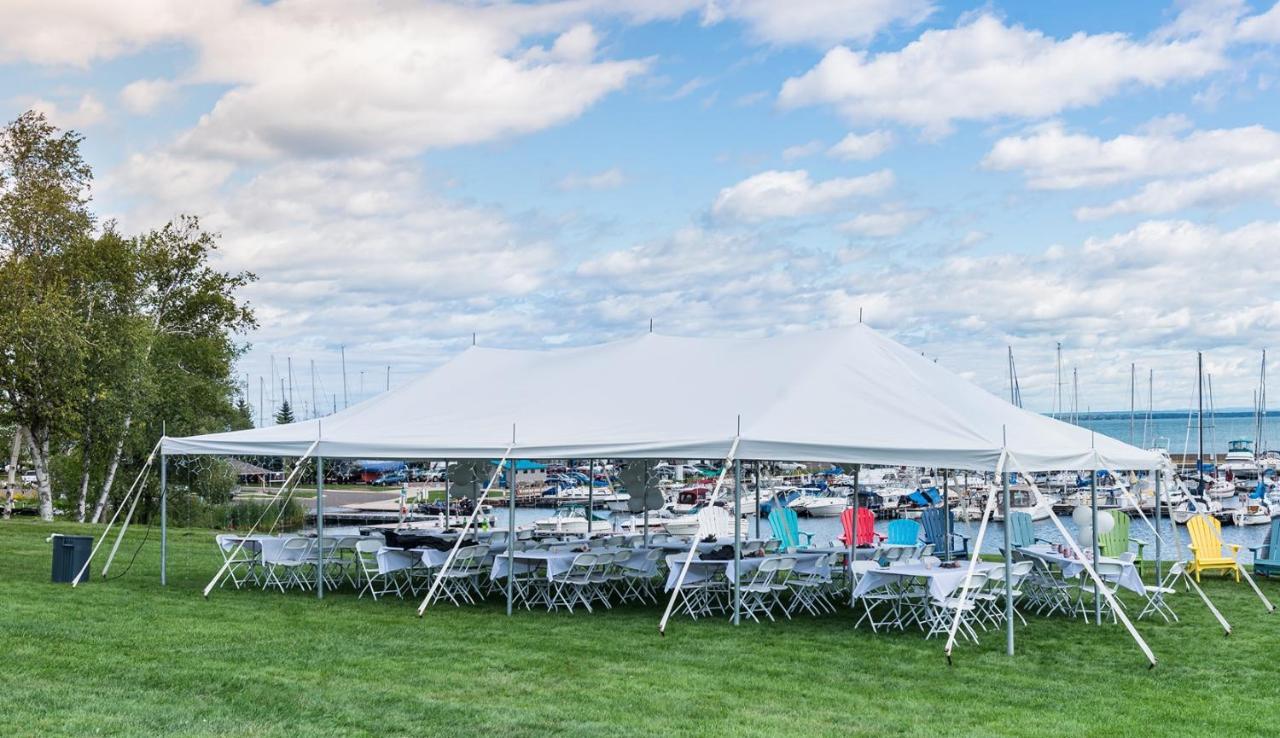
[779,15,1225,136]
[557,167,625,191]
[119,78,178,114]
[701,0,934,46]
[711,169,893,222]
[839,207,926,237]
[1237,2,1280,41]
[27,93,106,128]
[828,130,895,160]
[985,121,1280,218]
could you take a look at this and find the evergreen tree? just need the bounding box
[275,399,295,425]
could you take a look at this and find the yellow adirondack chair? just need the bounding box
[1186,514,1242,582]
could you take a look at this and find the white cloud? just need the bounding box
[985,121,1280,219]
[779,15,1225,136]
[557,167,626,191]
[839,207,926,237]
[701,0,934,46]
[828,130,894,160]
[781,140,824,160]
[119,78,177,114]
[1237,2,1280,41]
[27,93,106,128]
[1076,159,1280,219]
[711,169,893,222]
[0,0,224,66]
[984,121,1280,188]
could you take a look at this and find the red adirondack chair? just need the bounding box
[838,507,882,547]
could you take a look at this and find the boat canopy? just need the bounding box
[163,325,1162,472]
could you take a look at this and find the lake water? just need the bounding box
[1074,410,1278,456]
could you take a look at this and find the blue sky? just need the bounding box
[3,0,1279,421]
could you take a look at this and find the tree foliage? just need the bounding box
[0,111,257,521]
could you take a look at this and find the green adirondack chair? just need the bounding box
[1095,510,1151,572]
[1250,518,1280,577]
[1096,510,1130,558]
[768,506,814,552]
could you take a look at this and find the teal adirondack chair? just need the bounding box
[886,519,921,546]
[768,506,814,552]
[1251,518,1280,577]
[1005,511,1048,550]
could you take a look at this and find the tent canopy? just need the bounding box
[163,325,1161,472]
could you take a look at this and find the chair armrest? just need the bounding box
[1228,543,1241,558]
[798,531,815,544]
[1034,537,1053,545]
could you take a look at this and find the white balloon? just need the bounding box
[1071,505,1091,526]
[1095,512,1116,535]
[1076,525,1093,545]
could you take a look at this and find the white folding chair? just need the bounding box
[215,535,259,588]
[355,539,403,600]
[549,553,599,613]
[1138,561,1183,622]
[926,571,988,642]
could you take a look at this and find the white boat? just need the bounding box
[789,487,847,517]
[1231,498,1274,526]
[992,484,1053,521]
[1222,438,1262,491]
[1172,495,1223,524]
[533,506,591,535]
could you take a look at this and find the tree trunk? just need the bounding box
[75,427,92,522]
[90,410,132,524]
[23,426,54,521]
[3,430,19,519]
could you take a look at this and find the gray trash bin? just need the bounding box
[51,534,93,584]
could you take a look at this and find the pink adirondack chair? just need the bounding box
[838,507,882,547]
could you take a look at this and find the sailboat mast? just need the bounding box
[1054,342,1063,420]
[1197,352,1204,492]
[1129,363,1136,446]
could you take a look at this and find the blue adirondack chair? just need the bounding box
[1251,518,1280,577]
[1005,511,1049,551]
[921,507,969,557]
[886,519,921,546]
[768,506,814,552]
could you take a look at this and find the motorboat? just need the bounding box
[1172,494,1223,524]
[790,488,849,517]
[1231,497,1275,526]
[533,505,595,535]
[991,482,1053,521]
[1221,438,1261,492]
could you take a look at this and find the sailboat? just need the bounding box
[1231,480,1276,526]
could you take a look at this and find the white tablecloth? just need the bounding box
[851,561,998,602]
[1018,545,1145,594]
[663,553,831,591]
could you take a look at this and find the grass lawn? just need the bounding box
[1,520,1277,737]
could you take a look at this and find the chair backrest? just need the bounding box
[1097,510,1131,558]
[1186,514,1224,557]
[356,538,382,554]
[920,507,958,549]
[1008,560,1034,588]
[280,536,314,562]
[768,507,796,549]
[697,506,734,539]
[886,519,920,546]
[741,540,764,556]
[839,508,877,546]
[1094,561,1125,579]
[1261,519,1280,562]
[1007,511,1036,548]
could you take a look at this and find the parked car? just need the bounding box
[20,470,38,485]
[371,470,407,486]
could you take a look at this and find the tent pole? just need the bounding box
[1091,467,1099,624]
[507,458,516,616]
[849,463,859,606]
[418,448,512,616]
[316,456,325,599]
[754,460,761,539]
[659,437,739,635]
[444,464,451,529]
[160,450,168,586]
[587,458,594,534]
[942,469,950,562]
[733,458,742,626]
[1003,470,1013,656]
[1154,470,1162,591]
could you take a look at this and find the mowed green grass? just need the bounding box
[1,520,1276,738]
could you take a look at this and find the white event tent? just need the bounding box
[157,324,1180,666]
[163,324,1160,472]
